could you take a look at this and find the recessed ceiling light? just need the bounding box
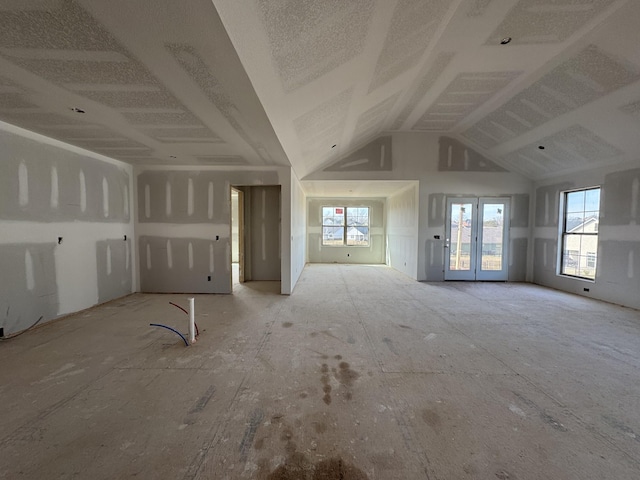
[538,145,545,150]
[500,37,512,45]
[70,107,85,113]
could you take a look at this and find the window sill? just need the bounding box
[557,273,596,283]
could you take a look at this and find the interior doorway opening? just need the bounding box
[230,185,281,292]
[231,187,244,288]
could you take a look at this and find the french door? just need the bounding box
[444,197,510,281]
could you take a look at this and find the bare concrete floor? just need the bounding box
[1,264,640,479]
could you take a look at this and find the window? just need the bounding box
[322,206,369,246]
[560,187,600,280]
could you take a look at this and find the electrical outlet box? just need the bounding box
[584,287,590,292]
[0,327,4,337]
[207,275,211,281]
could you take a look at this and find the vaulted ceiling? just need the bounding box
[1,0,639,182]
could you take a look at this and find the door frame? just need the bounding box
[444,197,478,280]
[444,196,510,281]
[476,197,510,281]
[231,187,245,288]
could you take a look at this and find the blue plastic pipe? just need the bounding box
[149,323,189,346]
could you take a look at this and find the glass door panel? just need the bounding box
[476,198,509,281]
[445,198,477,280]
[445,197,510,281]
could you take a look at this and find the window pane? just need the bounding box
[322,226,344,245]
[449,202,473,271]
[561,234,598,279]
[480,204,503,271]
[322,207,344,226]
[560,187,600,280]
[346,226,369,245]
[347,207,369,226]
[566,213,585,233]
[584,188,600,211]
[565,190,585,213]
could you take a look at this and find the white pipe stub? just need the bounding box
[188,297,196,344]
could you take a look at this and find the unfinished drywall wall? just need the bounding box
[0,122,135,335]
[96,239,132,304]
[0,135,130,223]
[0,244,58,334]
[323,136,392,172]
[532,166,640,310]
[306,132,533,281]
[136,166,293,294]
[386,183,419,279]
[423,191,530,281]
[247,186,281,281]
[307,198,385,264]
[438,136,507,172]
[290,171,307,290]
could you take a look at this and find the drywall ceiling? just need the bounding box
[1,0,640,182]
[0,0,290,167]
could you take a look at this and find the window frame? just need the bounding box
[321,206,370,247]
[558,186,600,281]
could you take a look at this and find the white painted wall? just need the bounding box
[532,163,640,310]
[290,169,307,293]
[0,122,135,334]
[386,183,419,279]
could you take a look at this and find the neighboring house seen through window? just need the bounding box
[322,207,369,246]
[560,187,600,280]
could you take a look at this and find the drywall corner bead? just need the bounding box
[0,243,58,334]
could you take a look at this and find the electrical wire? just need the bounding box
[0,316,44,340]
[168,302,199,336]
[149,323,189,346]
[169,302,188,315]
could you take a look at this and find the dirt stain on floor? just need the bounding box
[422,408,442,431]
[320,363,332,405]
[313,421,327,434]
[265,456,368,480]
[282,322,293,328]
[336,362,359,387]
